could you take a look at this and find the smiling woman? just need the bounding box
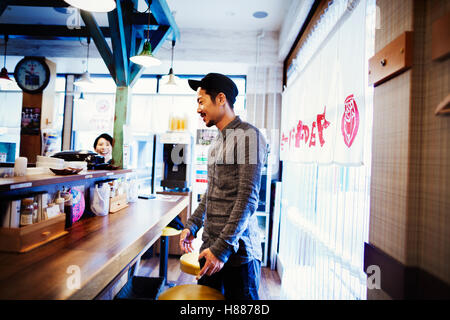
[93,133,113,163]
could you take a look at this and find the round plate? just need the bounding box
[50,167,83,175]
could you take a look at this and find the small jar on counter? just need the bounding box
[20,198,34,227]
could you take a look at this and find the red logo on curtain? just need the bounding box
[341,95,359,148]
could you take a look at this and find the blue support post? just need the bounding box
[108,0,129,86]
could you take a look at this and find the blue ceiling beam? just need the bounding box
[147,0,180,41]
[0,1,13,18]
[6,0,181,87]
[79,9,116,81]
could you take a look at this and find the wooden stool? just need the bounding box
[158,284,224,300]
[180,252,200,276]
[159,226,181,284]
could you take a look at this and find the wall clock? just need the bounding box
[14,57,51,94]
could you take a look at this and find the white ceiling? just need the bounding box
[0,0,297,75]
[0,6,108,26]
[165,0,293,32]
[0,0,292,32]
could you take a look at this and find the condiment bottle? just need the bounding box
[32,200,39,223]
[20,198,34,227]
[55,191,65,213]
[64,192,73,229]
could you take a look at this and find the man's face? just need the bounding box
[196,88,224,128]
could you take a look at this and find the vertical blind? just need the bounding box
[279,163,371,299]
[278,0,376,299]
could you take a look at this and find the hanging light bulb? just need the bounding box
[74,37,95,89]
[130,0,161,67]
[74,91,89,106]
[163,68,179,85]
[0,35,14,87]
[64,0,116,13]
[162,40,180,86]
[74,71,94,88]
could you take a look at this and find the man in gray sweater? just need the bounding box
[179,73,267,300]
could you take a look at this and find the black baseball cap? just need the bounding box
[188,73,239,105]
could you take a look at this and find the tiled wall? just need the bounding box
[415,0,450,285]
[370,0,450,292]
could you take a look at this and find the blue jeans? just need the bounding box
[198,259,261,300]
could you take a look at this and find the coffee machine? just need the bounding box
[160,132,193,190]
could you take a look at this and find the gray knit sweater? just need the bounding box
[185,116,267,266]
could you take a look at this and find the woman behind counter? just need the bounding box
[93,133,113,164]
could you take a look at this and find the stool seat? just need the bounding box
[162,226,182,237]
[180,252,200,276]
[158,284,225,300]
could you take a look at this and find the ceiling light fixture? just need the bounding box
[0,35,13,86]
[253,11,268,19]
[74,91,89,106]
[130,0,161,67]
[64,0,116,13]
[162,40,180,86]
[74,37,95,88]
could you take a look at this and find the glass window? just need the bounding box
[72,92,115,151]
[131,76,157,94]
[42,76,66,156]
[233,77,246,96]
[158,76,201,95]
[77,75,116,93]
[0,75,66,159]
[0,75,22,162]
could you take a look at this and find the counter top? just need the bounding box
[0,169,133,192]
[0,195,188,300]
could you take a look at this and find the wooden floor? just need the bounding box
[137,254,282,300]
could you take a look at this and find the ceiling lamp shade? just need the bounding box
[163,68,180,86]
[130,0,161,68]
[0,68,13,86]
[74,71,95,88]
[75,37,95,88]
[0,35,13,87]
[130,41,161,67]
[162,40,179,86]
[64,0,116,13]
[74,92,89,105]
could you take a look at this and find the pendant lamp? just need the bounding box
[130,1,161,67]
[74,91,89,106]
[0,35,13,86]
[74,37,95,89]
[64,0,116,13]
[162,40,180,86]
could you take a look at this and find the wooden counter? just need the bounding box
[0,195,188,300]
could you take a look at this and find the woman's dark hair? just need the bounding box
[93,133,113,149]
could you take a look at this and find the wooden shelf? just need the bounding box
[368,31,414,86]
[0,169,133,192]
